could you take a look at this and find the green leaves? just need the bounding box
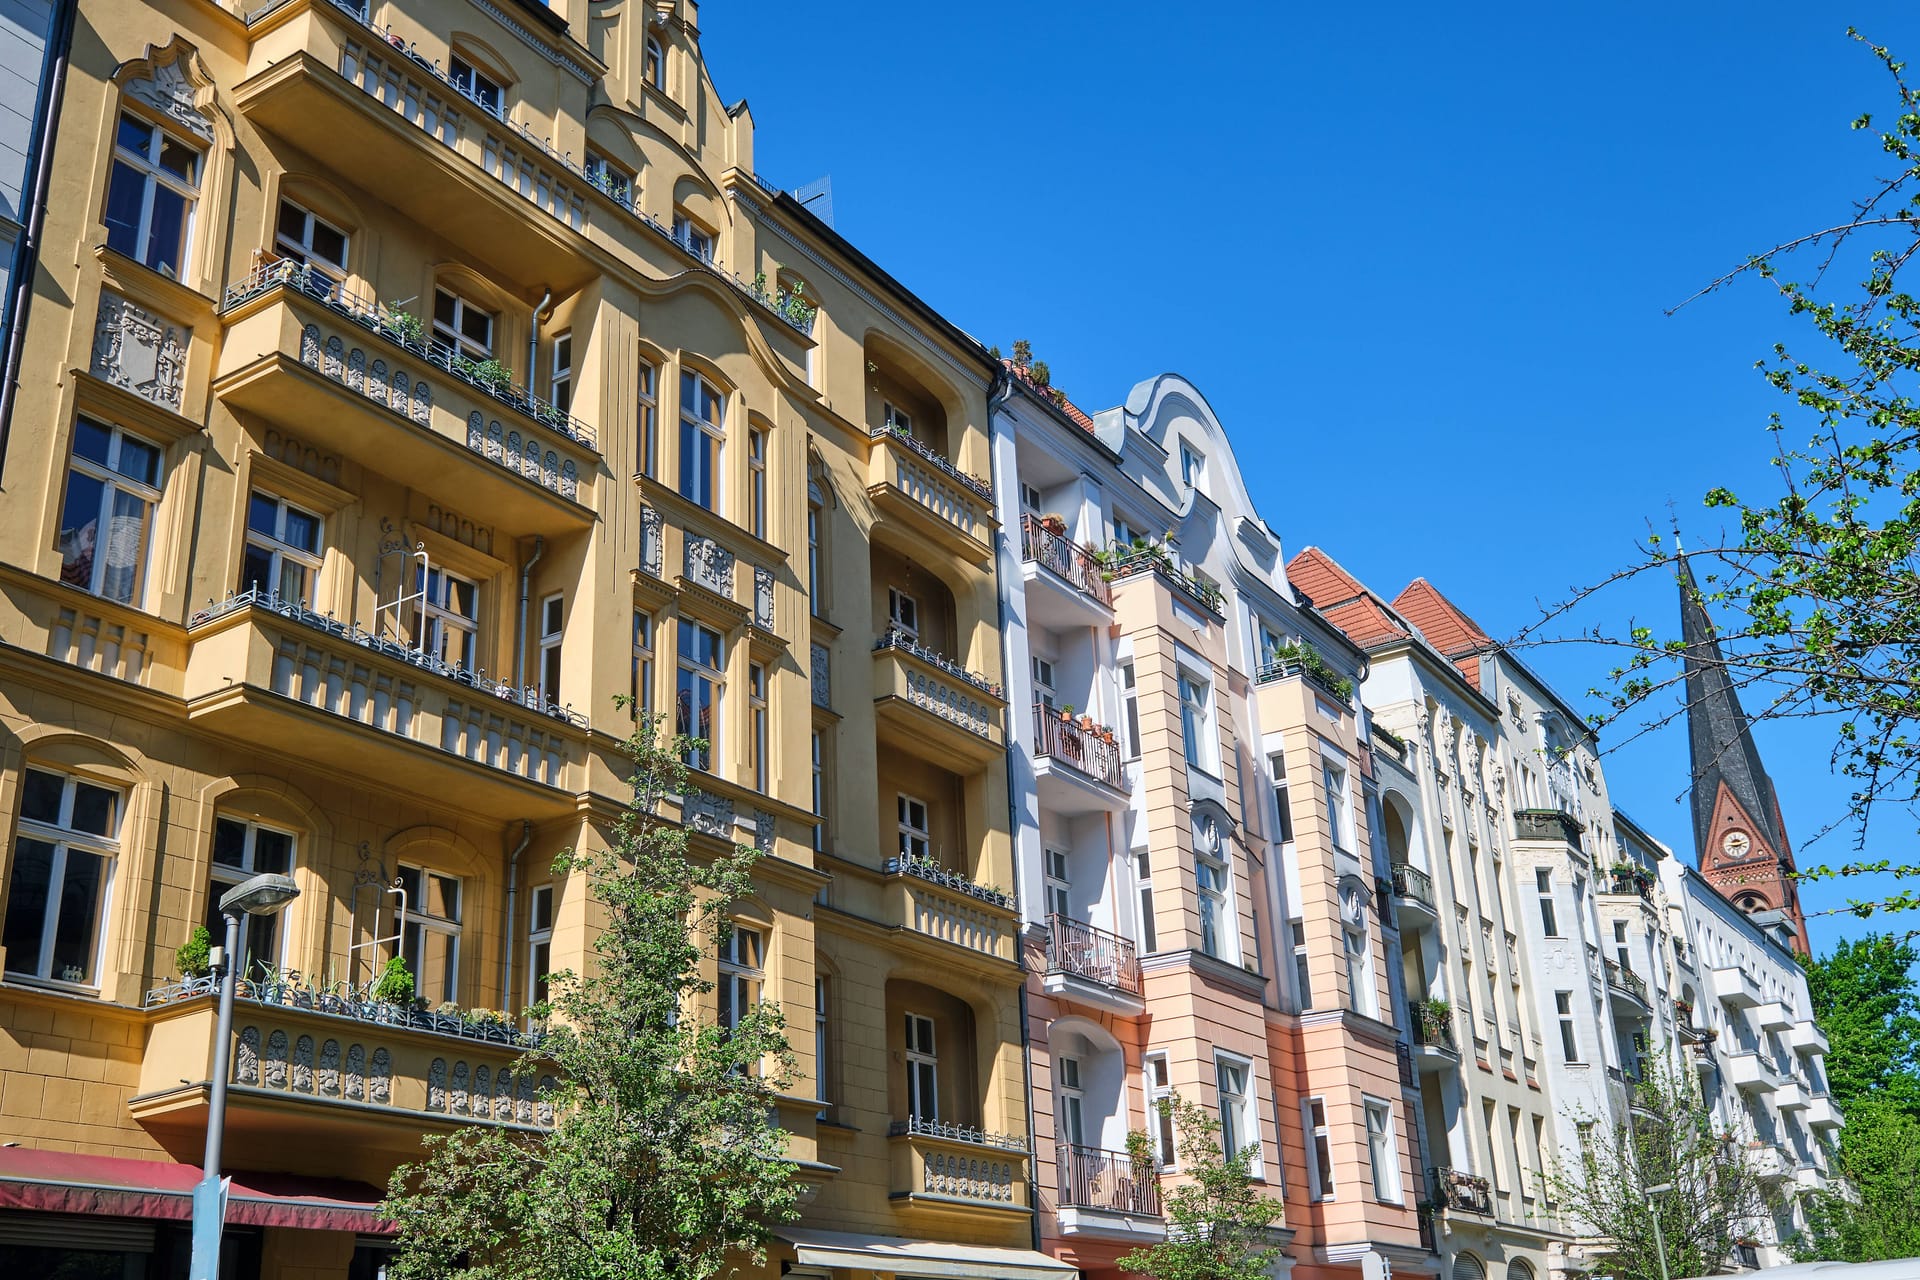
[1117,1095,1282,1280]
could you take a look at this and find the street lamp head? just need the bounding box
[218,872,300,917]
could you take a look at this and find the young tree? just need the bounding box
[1117,1094,1284,1280]
[1801,934,1920,1113]
[1546,1056,1778,1280]
[381,723,800,1279]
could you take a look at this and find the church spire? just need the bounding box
[1679,553,1809,952]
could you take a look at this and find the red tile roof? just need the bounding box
[1004,360,1097,433]
[1286,547,1409,649]
[1391,578,1493,690]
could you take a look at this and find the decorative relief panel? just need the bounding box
[811,642,830,709]
[753,566,775,629]
[753,809,775,852]
[684,789,734,838]
[123,56,213,141]
[92,292,188,411]
[684,535,735,596]
[640,507,663,578]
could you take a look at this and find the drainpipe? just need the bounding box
[501,819,532,1010]
[514,535,545,695]
[0,0,76,479]
[528,286,551,394]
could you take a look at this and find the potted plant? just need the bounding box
[371,956,415,1007]
[176,925,213,981]
[384,309,425,347]
[1040,513,1067,536]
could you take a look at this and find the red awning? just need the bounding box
[0,1147,393,1234]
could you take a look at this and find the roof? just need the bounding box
[1392,578,1494,690]
[1286,547,1411,649]
[1003,360,1098,433]
[1679,553,1788,860]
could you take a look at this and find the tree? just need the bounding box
[1801,934,1920,1112]
[381,722,800,1280]
[1116,1094,1283,1280]
[1519,31,1920,922]
[1795,1097,1920,1262]
[1546,1055,1779,1280]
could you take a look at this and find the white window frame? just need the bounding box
[1323,758,1352,851]
[585,151,633,203]
[1044,847,1072,920]
[630,609,654,720]
[748,661,768,794]
[549,330,572,414]
[1292,919,1313,1009]
[1057,1054,1086,1147]
[881,401,913,436]
[1537,866,1559,937]
[5,768,122,989]
[676,620,725,772]
[1179,440,1208,494]
[1304,1096,1335,1200]
[398,862,462,1004]
[905,1012,938,1122]
[718,922,764,1034]
[1120,661,1140,759]
[672,211,715,263]
[1030,656,1056,708]
[1270,750,1294,843]
[678,371,726,512]
[526,883,554,1006]
[887,587,920,640]
[644,34,666,90]
[1144,1051,1176,1169]
[1134,848,1157,952]
[1178,667,1216,773]
[273,197,348,284]
[240,489,324,607]
[416,566,479,670]
[106,111,201,276]
[810,730,827,852]
[1020,481,1043,513]
[815,976,831,1111]
[747,426,768,539]
[208,816,296,979]
[1215,1052,1260,1177]
[637,359,659,478]
[538,593,564,708]
[432,285,495,359]
[59,418,164,606]
[896,794,930,862]
[1556,991,1580,1063]
[1365,1097,1402,1202]
[1195,825,1234,962]
[447,54,502,117]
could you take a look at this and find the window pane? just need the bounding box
[276,200,308,244]
[239,543,275,596]
[434,290,456,327]
[114,434,161,487]
[310,221,347,267]
[20,771,63,824]
[57,469,102,591]
[248,491,280,537]
[3,838,55,971]
[115,113,152,154]
[146,187,191,276]
[103,162,145,259]
[51,849,107,984]
[531,887,553,932]
[98,487,151,604]
[212,818,248,868]
[283,506,321,553]
[157,135,198,185]
[253,828,294,875]
[68,781,117,837]
[73,418,112,466]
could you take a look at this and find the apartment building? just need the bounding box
[1290,548,1567,1280]
[0,1,1051,1276]
[0,0,67,460]
[993,369,1431,1280]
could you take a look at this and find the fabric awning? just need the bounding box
[0,1146,392,1234]
[777,1226,1080,1280]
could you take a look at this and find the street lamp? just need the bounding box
[1645,1180,1673,1280]
[189,872,300,1280]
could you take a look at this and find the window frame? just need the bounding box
[1043,847,1071,921]
[1556,990,1581,1063]
[675,619,726,772]
[1134,848,1157,952]
[643,34,666,90]
[717,922,764,1035]
[59,417,165,607]
[1215,1052,1261,1178]
[1178,666,1216,773]
[1195,824,1233,962]
[1120,661,1141,759]
[3,767,122,990]
[678,370,726,512]
[1537,866,1559,937]
[671,211,715,263]
[1270,750,1294,843]
[896,793,930,862]
[886,587,920,640]
[747,426,768,539]
[447,54,503,117]
[526,882,554,1007]
[748,660,768,794]
[207,815,297,980]
[415,565,480,670]
[1144,1051,1176,1169]
[1323,758,1353,851]
[104,109,202,278]
[1292,919,1313,1010]
[398,862,463,1005]
[432,285,496,360]
[1057,1054,1086,1147]
[585,151,634,203]
[1365,1096,1402,1203]
[537,593,564,708]
[273,197,349,285]
[904,1011,938,1122]
[1304,1096,1335,1200]
[630,609,654,720]
[549,331,573,415]
[637,358,659,478]
[240,488,324,607]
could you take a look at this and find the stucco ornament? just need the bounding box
[123,55,214,142]
[92,292,188,411]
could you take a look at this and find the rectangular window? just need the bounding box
[585,151,633,203]
[1057,1055,1086,1147]
[1366,1098,1401,1202]
[240,489,323,606]
[887,587,919,639]
[1536,867,1559,937]
[1179,441,1207,493]
[104,112,200,277]
[807,503,822,617]
[59,418,163,606]
[811,730,827,852]
[448,56,502,116]
[1133,848,1157,951]
[1556,991,1580,1063]
[896,794,930,862]
[274,198,348,285]
[1112,515,1142,549]
[4,769,120,987]
[1304,1097,1334,1199]
[1030,656,1056,708]
[748,662,768,793]
[1178,669,1214,772]
[1196,849,1230,959]
[1613,919,1633,973]
[432,286,494,359]
[676,620,725,771]
[1292,920,1313,1009]
[1345,920,1374,1017]
[718,923,764,1033]
[678,372,725,512]
[527,883,554,1006]
[1270,751,1294,843]
[549,331,573,414]
[207,817,295,979]
[538,593,564,708]
[1215,1054,1259,1176]
[630,610,654,720]
[815,976,832,1112]
[1324,760,1352,851]
[671,212,715,262]
[1043,848,1071,920]
[881,401,913,437]
[905,1012,938,1121]
[1144,1052,1176,1168]
[414,566,479,669]
[637,360,658,477]
[1020,481,1043,513]
[398,864,462,1004]
[748,427,767,539]
[1120,662,1141,759]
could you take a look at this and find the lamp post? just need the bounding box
[189,872,300,1280]
[1645,1180,1673,1280]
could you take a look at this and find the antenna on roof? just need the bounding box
[791,175,835,228]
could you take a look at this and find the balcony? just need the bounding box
[1725,1050,1783,1095]
[1056,1143,1164,1238]
[867,426,994,562]
[1512,808,1586,852]
[1031,706,1127,813]
[1774,1078,1810,1112]
[1604,959,1651,1012]
[1410,1000,1460,1068]
[1805,1094,1844,1130]
[1043,915,1143,1015]
[1689,1040,1718,1075]
[183,593,584,818]
[872,629,1006,770]
[1390,862,1439,928]
[1254,642,1353,706]
[1794,1165,1830,1194]
[888,1117,1030,1214]
[1710,965,1762,1009]
[1743,1142,1788,1183]
[1019,515,1112,627]
[1787,1020,1829,1056]
[1429,1166,1492,1216]
[1603,867,1655,902]
[132,978,550,1179]
[214,268,594,535]
[885,853,1017,965]
[1755,1001,1793,1033]
[1107,546,1223,617]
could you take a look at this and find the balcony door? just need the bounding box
[905,1013,938,1122]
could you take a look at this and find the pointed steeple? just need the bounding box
[1679,553,1809,952]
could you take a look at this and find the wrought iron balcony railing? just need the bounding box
[1107,546,1224,614]
[1057,1142,1162,1217]
[1019,515,1112,607]
[1605,958,1649,1004]
[1045,914,1142,996]
[873,626,1001,698]
[885,851,1015,911]
[888,1115,1028,1152]
[1410,1001,1458,1053]
[1391,862,1436,911]
[1032,705,1124,790]
[1429,1166,1492,1215]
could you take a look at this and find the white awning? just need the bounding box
[776,1226,1080,1280]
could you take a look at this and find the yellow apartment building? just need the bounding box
[0,1,1049,1276]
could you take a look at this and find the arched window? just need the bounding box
[1341,878,1377,1018]
[207,815,297,978]
[644,34,665,90]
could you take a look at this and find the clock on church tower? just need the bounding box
[1722,829,1751,859]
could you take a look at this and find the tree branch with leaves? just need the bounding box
[1117,1094,1284,1280]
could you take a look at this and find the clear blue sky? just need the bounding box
[702,2,1920,955]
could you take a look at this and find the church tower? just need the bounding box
[1680,555,1810,953]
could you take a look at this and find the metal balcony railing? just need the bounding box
[1056,1143,1162,1217]
[1391,862,1435,911]
[1045,914,1142,996]
[1605,959,1649,1004]
[1429,1166,1492,1215]
[1032,705,1124,789]
[1020,515,1112,607]
[1410,1001,1458,1053]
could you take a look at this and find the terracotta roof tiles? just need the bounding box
[1285,547,1409,649]
[1391,578,1493,690]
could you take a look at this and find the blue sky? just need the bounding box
[702,2,1920,955]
